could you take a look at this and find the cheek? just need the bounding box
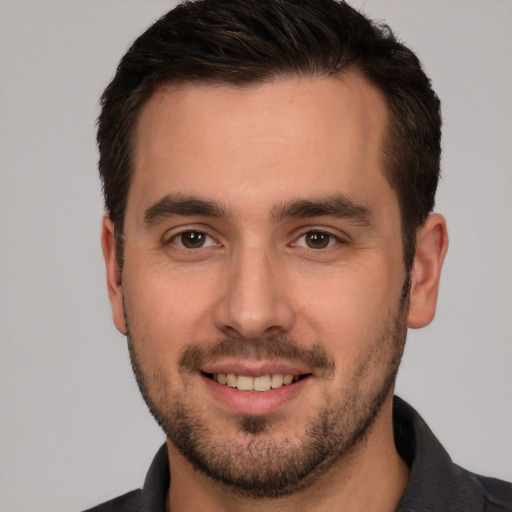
[295,263,403,356]
[122,265,217,364]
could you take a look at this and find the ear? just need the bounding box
[101,216,127,335]
[407,213,449,329]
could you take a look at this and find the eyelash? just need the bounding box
[162,228,348,251]
[293,230,345,250]
[163,230,220,250]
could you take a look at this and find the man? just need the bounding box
[88,0,512,510]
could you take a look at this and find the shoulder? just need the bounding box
[82,489,141,512]
[393,397,512,511]
[458,467,512,511]
[82,444,169,512]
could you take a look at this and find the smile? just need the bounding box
[202,372,310,392]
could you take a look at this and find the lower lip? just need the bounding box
[201,374,310,415]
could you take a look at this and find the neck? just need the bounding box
[166,395,409,512]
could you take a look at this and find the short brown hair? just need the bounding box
[97,0,441,270]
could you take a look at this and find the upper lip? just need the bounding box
[200,360,313,377]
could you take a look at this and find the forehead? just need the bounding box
[128,73,394,222]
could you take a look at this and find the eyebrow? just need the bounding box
[143,193,372,227]
[271,195,373,227]
[144,195,228,224]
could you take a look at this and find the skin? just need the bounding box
[102,73,448,512]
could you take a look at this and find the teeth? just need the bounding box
[254,375,271,391]
[271,373,284,388]
[212,372,298,392]
[236,375,253,391]
[226,373,238,388]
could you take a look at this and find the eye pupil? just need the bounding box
[306,231,329,249]
[181,231,205,248]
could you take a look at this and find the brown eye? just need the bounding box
[179,231,208,248]
[304,231,331,249]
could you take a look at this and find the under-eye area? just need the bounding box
[201,372,312,392]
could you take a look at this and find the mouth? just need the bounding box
[201,371,312,392]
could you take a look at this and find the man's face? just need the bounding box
[108,74,410,496]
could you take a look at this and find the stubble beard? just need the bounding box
[125,278,409,499]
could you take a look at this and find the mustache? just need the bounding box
[179,336,336,377]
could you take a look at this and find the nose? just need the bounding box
[213,245,295,340]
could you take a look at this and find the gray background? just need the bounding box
[1,1,511,510]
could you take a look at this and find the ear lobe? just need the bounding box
[407,213,449,329]
[101,216,127,335]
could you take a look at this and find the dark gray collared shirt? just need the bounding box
[84,397,512,511]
